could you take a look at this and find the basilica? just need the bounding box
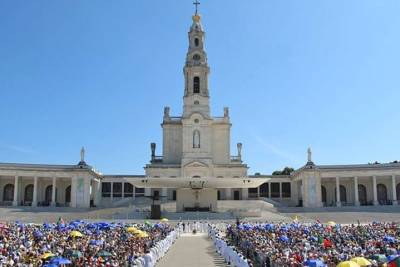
[0,10,399,211]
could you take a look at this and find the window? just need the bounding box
[102,182,111,198]
[193,130,200,148]
[135,187,145,195]
[113,182,122,198]
[194,119,199,124]
[194,100,199,105]
[194,38,199,47]
[124,183,134,198]
[193,77,200,93]
[271,183,280,198]
[248,188,258,198]
[282,183,291,198]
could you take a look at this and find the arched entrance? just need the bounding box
[24,184,34,203]
[45,185,57,204]
[335,185,347,204]
[358,184,367,205]
[321,186,327,204]
[3,184,14,202]
[65,186,71,203]
[377,184,387,204]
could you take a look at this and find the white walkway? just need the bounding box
[157,233,226,267]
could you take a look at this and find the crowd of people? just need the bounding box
[210,221,400,267]
[0,219,180,266]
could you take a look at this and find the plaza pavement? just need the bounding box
[156,233,226,267]
[0,205,399,224]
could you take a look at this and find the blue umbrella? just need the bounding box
[33,230,43,238]
[43,223,52,229]
[89,240,104,246]
[387,255,399,262]
[280,235,289,242]
[384,236,395,243]
[304,259,325,267]
[51,257,72,265]
[43,264,58,267]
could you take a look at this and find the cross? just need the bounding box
[193,0,200,15]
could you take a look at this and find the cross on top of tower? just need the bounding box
[193,0,200,15]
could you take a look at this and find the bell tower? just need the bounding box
[183,8,211,118]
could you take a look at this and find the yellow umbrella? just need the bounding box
[40,252,55,259]
[327,221,336,227]
[160,218,169,222]
[127,227,140,233]
[337,261,361,267]
[137,232,149,238]
[351,257,372,266]
[70,231,83,238]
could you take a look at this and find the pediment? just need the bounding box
[183,161,209,168]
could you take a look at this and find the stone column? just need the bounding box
[392,175,398,205]
[372,176,378,206]
[335,176,341,207]
[145,187,151,197]
[242,188,248,200]
[279,183,283,199]
[268,183,272,198]
[13,175,19,206]
[110,182,114,202]
[93,179,101,207]
[354,176,360,206]
[51,177,56,207]
[70,176,77,208]
[121,182,125,198]
[257,186,260,199]
[225,188,231,200]
[32,176,38,207]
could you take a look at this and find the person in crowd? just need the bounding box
[0,219,180,267]
[209,221,400,267]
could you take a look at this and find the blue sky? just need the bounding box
[0,0,399,175]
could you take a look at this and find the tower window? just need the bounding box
[194,100,199,105]
[193,77,200,94]
[194,38,199,47]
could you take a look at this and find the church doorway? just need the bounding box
[172,190,176,201]
[233,190,240,200]
[358,184,367,205]
[377,184,388,204]
[217,190,221,200]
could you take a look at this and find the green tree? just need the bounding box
[272,167,294,175]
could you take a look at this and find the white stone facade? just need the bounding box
[1,12,400,210]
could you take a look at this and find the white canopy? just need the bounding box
[124,177,268,189]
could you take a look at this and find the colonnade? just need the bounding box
[330,175,398,207]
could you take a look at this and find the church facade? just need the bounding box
[0,11,399,210]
